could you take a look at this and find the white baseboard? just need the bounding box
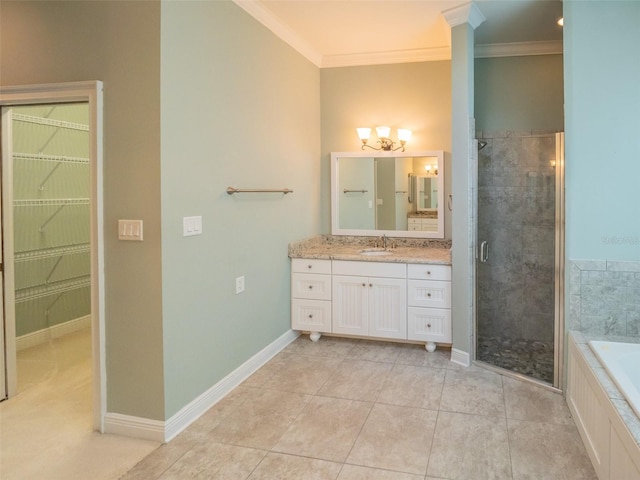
[16,315,91,351]
[103,412,165,442]
[451,347,471,367]
[104,328,300,442]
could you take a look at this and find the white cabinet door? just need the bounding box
[369,278,407,339]
[333,275,407,339]
[332,275,369,336]
[407,307,451,343]
[407,279,451,309]
[291,273,332,301]
[292,299,331,333]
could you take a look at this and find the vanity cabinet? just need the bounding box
[406,264,452,352]
[291,259,332,340]
[332,261,407,339]
[291,258,451,349]
[408,217,438,232]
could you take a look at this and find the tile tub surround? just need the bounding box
[570,331,640,447]
[568,332,640,478]
[568,259,640,336]
[288,235,452,265]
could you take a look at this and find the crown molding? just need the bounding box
[442,1,486,29]
[475,40,563,58]
[322,46,451,68]
[232,0,323,67]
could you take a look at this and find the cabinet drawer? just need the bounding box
[407,279,451,309]
[292,273,331,300]
[292,299,331,333]
[407,263,451,281]
[292,258,332,274]
[407,307,451,343]
[332,260,406,278]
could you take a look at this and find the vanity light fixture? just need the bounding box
[357,126,412,152]
[424,165,438,176]
[557,17,564,26]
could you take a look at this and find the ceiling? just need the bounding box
[234,0,563,67]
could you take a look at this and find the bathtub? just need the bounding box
[589,340,640,419]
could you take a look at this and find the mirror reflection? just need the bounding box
[331,151,444,238]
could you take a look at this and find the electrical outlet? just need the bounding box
[235,276,245,294]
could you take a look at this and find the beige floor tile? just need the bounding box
[241,353,289,388]
[120,433,197,480]
[439,368,506,417]
[318,359,393,401]
[262,353,342,394]
[338,464,425,479]
[347,403,437,475]
[427,411,512,480]
[395,344,451,369]
[377,364,445,409]
[346,340,404,363]
[248,452,342,479]
[282,335,358,358]
[508,419,597,480]
[208,388,311,449]
[184,385,262,439]
[157,442,266,479]
[273,396,373,462]
[503,377,574,425]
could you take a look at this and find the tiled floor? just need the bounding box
[122,335,597,480]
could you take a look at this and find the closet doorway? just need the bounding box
[0,82,105,430]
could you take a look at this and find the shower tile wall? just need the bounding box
[568,259,640,336]
[477,132,556,343]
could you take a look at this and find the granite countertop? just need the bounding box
[289,235,451,265]
[570,331,640,446]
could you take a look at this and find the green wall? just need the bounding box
[11,104,91,337]
[475,55,564,132]
[1,0,321,423]
[564,0,640,262]
[160,1,320,418]
[320,62,452,238]
[1,0,165,420]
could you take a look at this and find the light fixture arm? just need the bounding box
[360,138,407,152]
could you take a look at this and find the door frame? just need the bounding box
[0,81,105,431]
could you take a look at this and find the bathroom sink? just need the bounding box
[359,248,393,256]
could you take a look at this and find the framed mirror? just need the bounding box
[331,150,444,238]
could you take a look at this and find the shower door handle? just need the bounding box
[479,241,489,263]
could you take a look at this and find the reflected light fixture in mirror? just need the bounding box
[357,126,412,152]
[424,165,438,176]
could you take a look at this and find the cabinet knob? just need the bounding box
[427,323,432,328]
[308,285,313,289]
[427,293,432,297]
[308,314,314,319]
[369,283,373,287]
[308,264,312,269]
[362,283,366,287]
[426,271,431,275]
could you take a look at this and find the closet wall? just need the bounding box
[10,104,90,340]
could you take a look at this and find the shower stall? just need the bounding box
[475,131,564,386]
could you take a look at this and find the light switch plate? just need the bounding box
[183,216,203,236]
[118,220,143,241]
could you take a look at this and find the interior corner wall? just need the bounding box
[160,1,321,418]
[0,1,165,420]
[320,62,452,238]
[475,54,564,133]
[564,1,640,262]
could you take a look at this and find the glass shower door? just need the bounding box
[475,132,560,385]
